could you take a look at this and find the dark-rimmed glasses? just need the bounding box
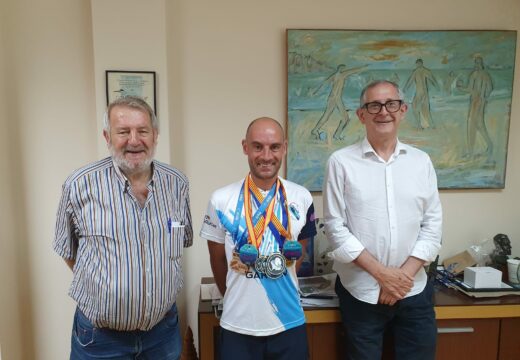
[362,100,403,114]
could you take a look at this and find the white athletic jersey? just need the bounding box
[200,177,316,336]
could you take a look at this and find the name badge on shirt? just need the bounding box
[168,219,185,233]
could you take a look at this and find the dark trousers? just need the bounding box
[219,324,308,360]
[336,278,437,360]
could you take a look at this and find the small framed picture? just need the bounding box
[106,70,156,113]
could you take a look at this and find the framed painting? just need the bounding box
[106,70,156,113]
[286,30,517,190]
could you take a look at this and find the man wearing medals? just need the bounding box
[200,117,317,359]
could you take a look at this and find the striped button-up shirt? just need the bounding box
[54,157,193,331]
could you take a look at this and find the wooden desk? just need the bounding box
[198,281,520,360]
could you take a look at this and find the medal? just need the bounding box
[230,251,250,274]
[254,256,267,274]
[264,252,286,279]
[282,241,302,260]
[239,244,258,265]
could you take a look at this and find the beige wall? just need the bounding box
[91,0,172,163]
[1,0,97,358]
[0,0,518,358]
[0,1,22,358]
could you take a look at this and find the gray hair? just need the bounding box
[359,80,404,108]
[103,96,158,132]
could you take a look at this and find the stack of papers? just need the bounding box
[453,279,520,298]
[299,273,339,307]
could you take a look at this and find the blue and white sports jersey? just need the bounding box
[200,177,316,336]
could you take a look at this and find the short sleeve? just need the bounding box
[53,182,78,260]
[199,197,226,243]
[298,203,317,240]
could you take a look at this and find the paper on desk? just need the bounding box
[200,283,222,300]
[301,297,339,308]
[456,287,520,298]
[298,273,337,297]
[459,281,515,290]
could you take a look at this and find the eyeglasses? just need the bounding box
[362,100,403,114]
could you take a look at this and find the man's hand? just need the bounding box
[378,288,399,306]
[378,257,426,304]
[374,267,414,300]
[354,250,414,300]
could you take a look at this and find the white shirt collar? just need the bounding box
[361,137,407,162]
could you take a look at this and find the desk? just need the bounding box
[198,279,520,360]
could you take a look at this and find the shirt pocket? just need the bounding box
[168,218,185,260]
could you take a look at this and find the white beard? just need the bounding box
[109,145,154,176]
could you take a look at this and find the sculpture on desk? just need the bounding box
[490,234,511,266]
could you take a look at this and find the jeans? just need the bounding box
[70,304,181,360]
[336,278,437,360]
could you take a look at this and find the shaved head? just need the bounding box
[245,117,285,140]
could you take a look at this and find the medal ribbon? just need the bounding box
[250,183,292,240]
[228,176,277,250]
[244,175,278,249]
[245,176,292,250]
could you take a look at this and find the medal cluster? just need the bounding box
[238,242,302,279]
[255,253,286,279]
[233,175,303,279]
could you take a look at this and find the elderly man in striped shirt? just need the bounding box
[54,96,193,359]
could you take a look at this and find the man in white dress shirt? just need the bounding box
[323,80,442,360]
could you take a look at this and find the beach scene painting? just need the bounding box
[287,30,517,190]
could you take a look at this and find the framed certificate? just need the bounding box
[106,70,156,113]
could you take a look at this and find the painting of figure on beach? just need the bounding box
[287,30,516,190]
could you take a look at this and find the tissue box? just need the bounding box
[463,267,502,288]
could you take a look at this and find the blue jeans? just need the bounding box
[336,278,436,360]
[70,304,181,360]
[219,324,308,360]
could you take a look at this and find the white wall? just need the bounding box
[0,0,518,359]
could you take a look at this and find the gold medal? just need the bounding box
[230,251,250,275]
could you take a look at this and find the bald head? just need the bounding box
[245,117,285,141]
